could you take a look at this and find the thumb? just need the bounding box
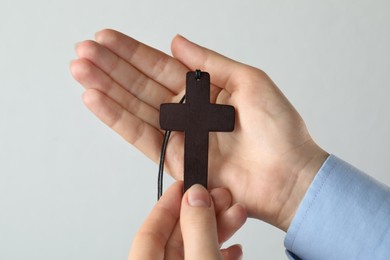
[180,184,222,260]
[171,35,243,94]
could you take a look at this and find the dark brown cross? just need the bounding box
[160,71,235,192]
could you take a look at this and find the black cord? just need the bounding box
[157,94,186,200]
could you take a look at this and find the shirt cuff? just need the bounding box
[284,154,390,260]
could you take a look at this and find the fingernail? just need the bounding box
[187,184,210,207]
[176,34,186,39]
[175,34,191,43]
[95,30,104,41]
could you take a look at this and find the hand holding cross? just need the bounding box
[72,30,328,231]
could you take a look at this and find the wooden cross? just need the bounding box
[160,71,235,191]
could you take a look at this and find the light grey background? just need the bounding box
[1,0,389,259]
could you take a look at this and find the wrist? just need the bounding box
[274,142,329,231]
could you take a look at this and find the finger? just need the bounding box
[216,203,247,243]
[164,222,184,259]
[210,187,232,214]
[181,185,222,260]
[210,189,247,244]
[220,244,243,260]
[71,60,184,177]
[95,29,188,95]
[81,89,163,163]
[171,35,245,94]
[128,182,182,260]
[70,58,160,129]
[164,187,234,258]
[75,40,177,109]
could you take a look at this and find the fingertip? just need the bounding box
[175,180,184,189]
[221,244,243,260]
[95,28,118,44]
[226,203,248,231]
[70,58,92,80]
[233,203,248,224]
[69,59,84,80]
[210,187,232,213]
[216,203,247,243]
[171,34,181,55]
[156,180,184,209]
[171,34,194,57]
[172,34,191,44]
[81,89,90,103]
[166,180,184,197]
[74,40,84,55]
[95,28,112,41]
[82,89,100,107]
[74,40,99,59]
[69,59,77,72]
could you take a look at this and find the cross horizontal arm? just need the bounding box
[207,104,235,132]
[160,103,188,131]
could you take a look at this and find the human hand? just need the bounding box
[71,29,328,231]
[128,181,246,260]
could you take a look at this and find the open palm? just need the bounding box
[71,29,327,231]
